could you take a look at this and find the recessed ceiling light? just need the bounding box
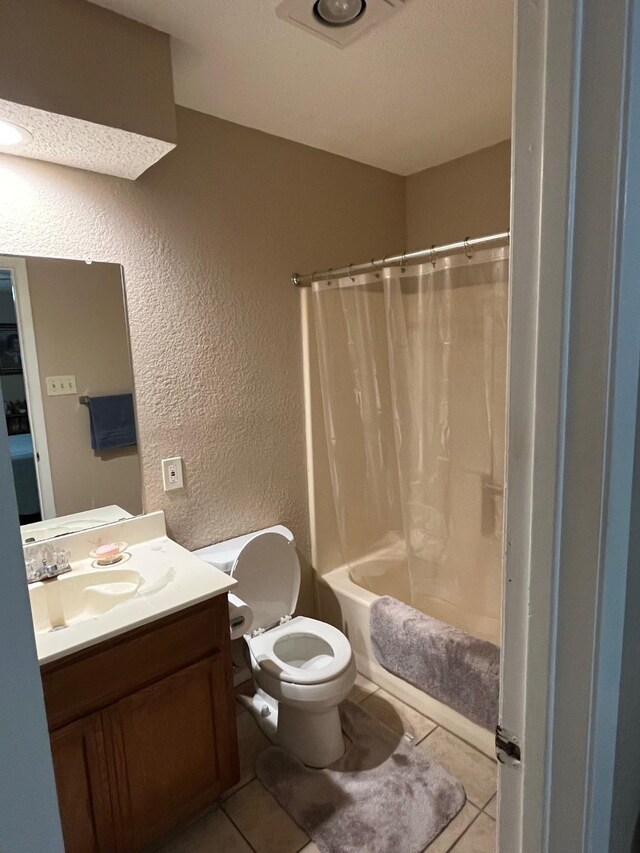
[313,0,366,26]
[0,119,32,147]
[277,0,406,48]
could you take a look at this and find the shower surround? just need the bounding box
[307,246,508,755]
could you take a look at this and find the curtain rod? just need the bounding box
[291,231,510,288]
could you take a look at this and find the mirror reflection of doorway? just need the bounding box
[0,254,143,538]
[0,268,41,524]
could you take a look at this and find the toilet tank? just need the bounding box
[193,524,295,574]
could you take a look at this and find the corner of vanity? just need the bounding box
[28,511,239,853]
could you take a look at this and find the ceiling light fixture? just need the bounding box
[313,0,366,26]
[0,119,32,147]
[277,0,405,48]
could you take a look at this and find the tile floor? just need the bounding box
[154,673,497,853]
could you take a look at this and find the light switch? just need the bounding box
[46,375,77,396]
[162,457,184,491]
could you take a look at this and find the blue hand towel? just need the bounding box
[87,394,137,451]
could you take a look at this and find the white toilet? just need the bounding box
[197,527,356,768]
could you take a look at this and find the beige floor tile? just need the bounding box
[153,808,251,853]
[223,779,309,853]
[361,688,437,741]
[484,794,497,819]
[423,801,480,853]
[418,729,496,808]
[223,710,271,798]
[349,672,379,704]
[450,813,496,853]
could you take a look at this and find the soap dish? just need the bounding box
[90,542,130,567]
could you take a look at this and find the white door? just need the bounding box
[500,0,640,850]
[0,255,56,520]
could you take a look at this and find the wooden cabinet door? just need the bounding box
[104,655,238,852]
[50,714,116,853]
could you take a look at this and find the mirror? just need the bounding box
[0,255,142,543]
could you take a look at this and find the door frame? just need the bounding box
[0,255,56,519]
[501,0,640,850]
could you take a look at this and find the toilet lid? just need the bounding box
[231,532,300,633]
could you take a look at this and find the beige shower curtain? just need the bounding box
[313,247,508,643]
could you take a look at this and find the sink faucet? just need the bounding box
[30,560,72,584]
[25,548,72,585]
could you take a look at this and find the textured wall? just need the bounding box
[406,140,511,250]
[26,257,142,517]
[0,107,405,614]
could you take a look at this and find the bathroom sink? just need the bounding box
[29,568,143,633]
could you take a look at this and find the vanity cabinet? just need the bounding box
[104,656,233,850]
[49,714,115,853]
[41,595,239,853]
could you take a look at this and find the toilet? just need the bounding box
[196,527,356,768]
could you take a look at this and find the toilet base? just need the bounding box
[242,687,346,768]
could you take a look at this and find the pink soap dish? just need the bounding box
[90,542,129,566]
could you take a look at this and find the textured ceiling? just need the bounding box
[0,98,175,179]
[88,0,513,175]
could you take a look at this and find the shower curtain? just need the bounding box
[313,247,508,642]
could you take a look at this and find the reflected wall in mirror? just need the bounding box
[0,255,142,543]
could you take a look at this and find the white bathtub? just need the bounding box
[317,563,496,758]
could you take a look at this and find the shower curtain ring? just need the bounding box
[401,252,407,272]
[464,238,474,260]
[348,263,355,282]
[430,245,438,267]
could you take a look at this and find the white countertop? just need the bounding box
[33,531,235,665]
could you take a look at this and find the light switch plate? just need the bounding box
[162,457,183,491]
[46,375,77,396]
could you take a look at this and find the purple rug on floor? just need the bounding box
[370,595,500,730]
[256,700,465,853]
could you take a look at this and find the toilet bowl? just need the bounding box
[245,613,356,766]
[198,527,356,768]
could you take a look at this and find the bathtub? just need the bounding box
[317,563,496,758]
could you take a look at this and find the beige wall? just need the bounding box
[0,0,176,144]
[26,258,142,517]
[405,140,511,250]
[0,107,405,615]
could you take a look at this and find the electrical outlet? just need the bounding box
[46,375,77,396]
[162,457,183,491]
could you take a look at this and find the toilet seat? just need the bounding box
[230,531,354,687]
[248,616,353,685]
